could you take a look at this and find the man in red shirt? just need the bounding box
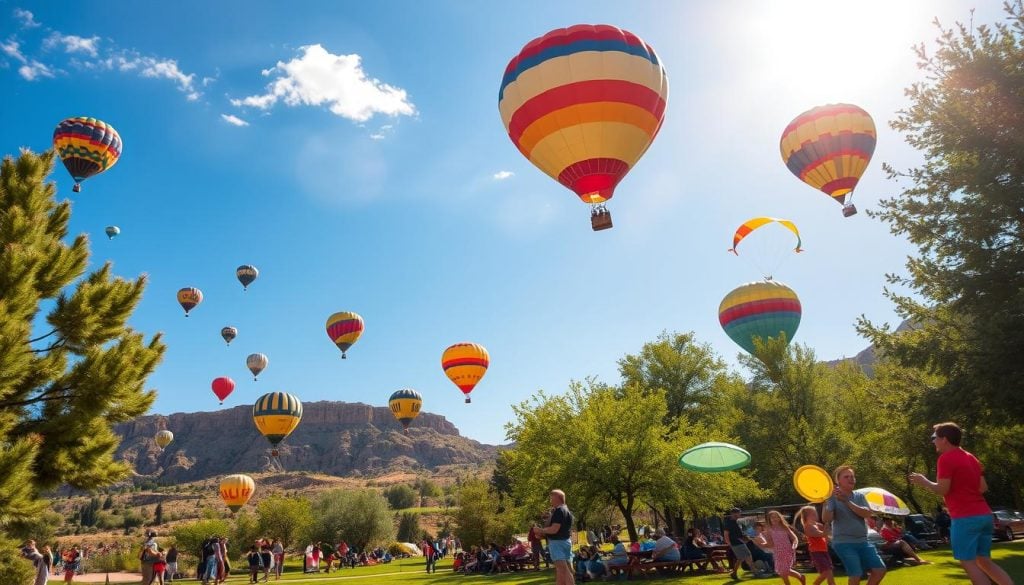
[909,422,1015,585]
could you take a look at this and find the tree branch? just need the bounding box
[0,387,74,409]
[27,328,59,344]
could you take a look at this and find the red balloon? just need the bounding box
[212,377,235,404]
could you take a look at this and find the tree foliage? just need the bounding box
[453,479,519,548]
[256,495,311,548]
[171,518,231,557]
[396,511,420,543]
[301,489,393,552]
[383,484,417,510]
[0,151,165,539]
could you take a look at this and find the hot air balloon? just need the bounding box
[326,312,364,359]
[442,343,490,403]
[388,388,422,434]
[236,265,259,291]
[105,226,120,240]
[154,430,173,450]
[177,287,203,317]
[221,326,238,346]
[780,103,876,217]
[246,353,268,381]
[52,117,122,193]
[253,392,302,459]
[728,217,803,279]
[219,474,255,513]
[719,280,801,356]
[211,377,235,404]
[499,25,669,231]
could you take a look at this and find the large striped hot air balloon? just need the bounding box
[253,392,303,457]
[499,24,669,231]
[780,103,876,217]
[326,311,364,359]
[246,353,268,381]
[718,280,801,356]
[219,474,255,513]
[52,117,122,193]
[442,343,490,403]
[177,287,203,317]
[388,389,422,434]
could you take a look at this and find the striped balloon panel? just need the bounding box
[177,287,203,311]
[780,104,876,202]
[154,430,173,448]
[441,343,490,394]
[499,24,668,203]
[219,474,255,512]
[52,117,122,181]
[236,265,259,287]
[389,388,422,428]
[718,281,801,355]
[326,312,364,351]
[253,392,302,445]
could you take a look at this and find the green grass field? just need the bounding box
[59,540,1024,584]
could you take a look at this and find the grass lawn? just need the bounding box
[64,540,1024,584]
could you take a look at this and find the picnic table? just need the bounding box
[607,545,729,579]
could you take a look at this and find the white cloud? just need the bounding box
[369,124,394,140]
[220,114,249,127]
[493,171,515,180]
[13,8,40,28]
[1,39,27,63]
[134,56,199,99]
[19,61,54,80]
[45,32,100,57]
[232,44,416,122]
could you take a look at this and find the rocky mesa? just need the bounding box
[114,401,499,484]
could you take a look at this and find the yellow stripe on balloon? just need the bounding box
[517,102,662,156]
[499,52,668,123]
[527,122,653,180]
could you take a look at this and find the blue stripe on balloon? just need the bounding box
[499,39,657,100]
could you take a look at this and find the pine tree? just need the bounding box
[155,503,163,525]
[0,151,165,542]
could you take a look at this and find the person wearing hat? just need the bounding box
[22,540,50,585]
[725,507,754,580]
[650,528,681,562]
[140,531,159,584]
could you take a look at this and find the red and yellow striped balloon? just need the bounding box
[52,117,122,192]
[326,311,364,359]
[499,25,668,206]
[442,342,490,403]
[780,104,876,211]
[719,281,801,356]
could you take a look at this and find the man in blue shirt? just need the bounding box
[822,465,886,585]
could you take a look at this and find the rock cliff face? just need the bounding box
[114,401,498,483]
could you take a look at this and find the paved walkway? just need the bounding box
[48,573,140,583]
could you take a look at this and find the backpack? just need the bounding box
[203,541,219,557]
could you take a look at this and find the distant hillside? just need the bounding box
[824,319,915,375]
[114,401,499,484]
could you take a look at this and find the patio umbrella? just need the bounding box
[678,442,751,472]
[854,487,911,516]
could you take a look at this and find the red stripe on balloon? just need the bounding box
[781,104,870,137]
[718,299,802,326]
[556,158,630,201]
[443,358,490,370]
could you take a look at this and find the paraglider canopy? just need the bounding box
[678,442,751,472]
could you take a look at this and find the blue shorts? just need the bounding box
[951,514,993,561]
[548,539,573,562]
[832,542,884,576]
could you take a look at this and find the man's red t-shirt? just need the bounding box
[937,447,990,518]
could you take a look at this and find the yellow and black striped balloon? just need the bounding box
[253,392,302,447]
[388,388,422,433]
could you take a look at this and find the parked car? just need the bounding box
[904,514,941,544]
[993,510,1024,541]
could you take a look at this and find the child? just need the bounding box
[799,506,837,585]
[149,545,167,585]
[763,510,806,585]
[247,545,263,584]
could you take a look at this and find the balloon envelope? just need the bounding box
[326,312,364,358]
[236,265,259,290]
[221,326,237,345]
[719,281,801,355]
[780,103,876,207]
[854,487,911,516]
[52,117,122,192]
[154,430,173,449]
[388,388,422,432]
[678,442,751,472]
[253,392,303,447]
[442,342,490,403]
[177,287,203,316]
[211,377,235,403]
[105,226,120,239]
[499,24,668,205]
[793,465,834,503]
[219,474,255,513]
[246,353,268,380]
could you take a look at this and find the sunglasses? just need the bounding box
[930,434,938,440]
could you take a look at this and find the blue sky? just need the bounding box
[1,0,1004,446]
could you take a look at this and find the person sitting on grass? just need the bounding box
[878,518,930,565]
[587,545,608,579]
[574,545,592,581]
[606,535,629,570]
[453,552,464,572]
[487,543,503,574]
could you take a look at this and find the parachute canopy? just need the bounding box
[719,280,801,356]
[442,342,490,403]
[729,217,802,256]
[53,117,122,192]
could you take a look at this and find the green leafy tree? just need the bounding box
[154,503,164,526]
[231,509,262,555]
[0,151,165,540]
[103,495,115,510]
[302,489,393,552]
[256,495,311,548]
[171,518,232,557]
[397,511,420,543]
[453,479,519,547]
[383,484,417,510]
[414,477,442,506]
